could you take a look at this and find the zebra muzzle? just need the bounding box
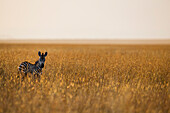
[40,63,44,68]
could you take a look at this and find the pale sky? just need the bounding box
[0,0,170,40]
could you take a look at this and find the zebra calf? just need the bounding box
[18,51,48,81]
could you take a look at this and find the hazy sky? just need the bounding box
[0,0,170,40]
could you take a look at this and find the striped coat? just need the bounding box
[18,51,47,81]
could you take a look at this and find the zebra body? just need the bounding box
[18,51,47,81]
[18,61,42,75]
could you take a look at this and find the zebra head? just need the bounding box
[38,51,48,68]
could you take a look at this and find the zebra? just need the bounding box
[18,51,48,81]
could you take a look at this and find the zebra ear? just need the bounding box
[38,51,41,56]
[44,52,48,57]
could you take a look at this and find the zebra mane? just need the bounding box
[35,60,39,65]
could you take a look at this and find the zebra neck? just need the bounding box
[35,61,41,69]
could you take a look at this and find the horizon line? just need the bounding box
[0,39,170,45]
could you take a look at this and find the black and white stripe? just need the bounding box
[18,51,47,81]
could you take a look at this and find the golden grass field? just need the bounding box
[0,44,169,113]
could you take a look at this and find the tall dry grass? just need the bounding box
[0,44,169,113]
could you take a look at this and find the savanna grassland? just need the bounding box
[0,44,169,113]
